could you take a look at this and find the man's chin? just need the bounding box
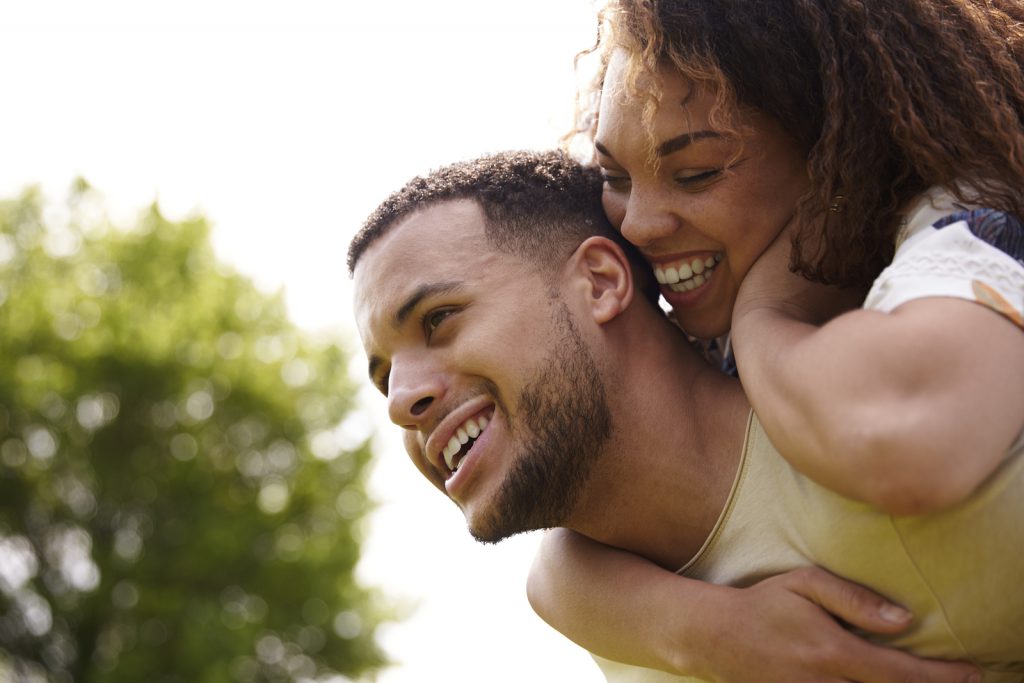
[467,524,529,545]
[464,507,532,545]
[465,515,510,545]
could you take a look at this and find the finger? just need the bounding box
[786,567,913,634]
[841,639,981,683]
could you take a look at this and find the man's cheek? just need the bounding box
[403,430,447,494]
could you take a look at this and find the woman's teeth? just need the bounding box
[655,254,722,292]
[443,415,489,472]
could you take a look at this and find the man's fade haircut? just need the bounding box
[347,150,656,301]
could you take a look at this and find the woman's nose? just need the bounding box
[618,190,681,248]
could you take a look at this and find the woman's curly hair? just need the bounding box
[575,0,1024,287]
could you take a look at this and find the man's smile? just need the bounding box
[425,399,496,481]
[441,413,491,474]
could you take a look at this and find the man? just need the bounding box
[348,150,1023,682]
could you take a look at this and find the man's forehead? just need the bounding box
[357,199,486,275]
[352,200,487,331]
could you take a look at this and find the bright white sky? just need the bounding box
[0,1,606,681]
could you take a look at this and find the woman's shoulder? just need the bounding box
[897,185,1024,261]
[865,185,1024,326]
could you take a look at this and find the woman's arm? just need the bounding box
[731,227,1024,515]
[528,529,979,682]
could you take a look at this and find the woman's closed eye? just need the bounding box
[675,168,722,189]
[600,171,631,192]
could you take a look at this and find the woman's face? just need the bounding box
[595,50,810,340]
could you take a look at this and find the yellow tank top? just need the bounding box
[595,413,1024,682]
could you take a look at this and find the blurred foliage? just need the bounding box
[0,182,388,682]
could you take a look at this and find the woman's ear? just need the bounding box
[567,236,635,324]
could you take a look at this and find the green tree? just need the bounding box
[0,182,388,682]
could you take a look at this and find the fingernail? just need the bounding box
[967,673,982,683]
[879,603,912,623]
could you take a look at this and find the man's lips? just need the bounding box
[440,413,490,474]
[425,400,495,478]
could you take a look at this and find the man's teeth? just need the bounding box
[654,254,722,292]
[443,415,489,472]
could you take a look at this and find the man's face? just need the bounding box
[353,200,611,542]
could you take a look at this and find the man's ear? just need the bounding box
[567,236,635,324]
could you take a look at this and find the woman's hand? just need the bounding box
[685,567,980,683]
[529,531,980,683]
[732,219,862,329]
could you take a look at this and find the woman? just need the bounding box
[529,0,1024,680]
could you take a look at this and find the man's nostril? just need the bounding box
[410,397,433,416]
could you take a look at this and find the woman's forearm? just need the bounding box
[526,529,979,682]
[732,297,1024,514]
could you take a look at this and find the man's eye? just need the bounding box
[423,308,455,337]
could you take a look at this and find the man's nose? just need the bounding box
[387,356,445,430]
[618,189,681,249]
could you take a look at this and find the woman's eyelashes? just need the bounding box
[600,171,630,192]
[600,167,723,192]
[675,168,722,188]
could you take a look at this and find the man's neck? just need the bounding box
[566,305,750,570]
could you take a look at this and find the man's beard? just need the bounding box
[469,307,612,543]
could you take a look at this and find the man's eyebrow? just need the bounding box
[365,280,465,391]
[393,281,464,327]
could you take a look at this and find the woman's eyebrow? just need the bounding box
[595,130,723,161]
[656,130,722,157]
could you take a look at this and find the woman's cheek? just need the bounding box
[601,191,627,229]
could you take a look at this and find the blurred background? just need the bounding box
[0,1,606,681]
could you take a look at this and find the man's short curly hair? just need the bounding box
[347,150,656,300]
